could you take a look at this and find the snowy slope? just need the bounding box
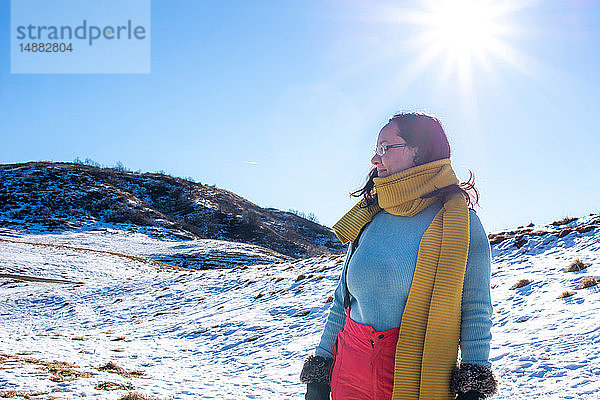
[0,227,290,270]
[0,162,345,258]
[487,213,600,399]
[0,214,599,399]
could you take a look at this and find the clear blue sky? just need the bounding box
[1,0,599,233]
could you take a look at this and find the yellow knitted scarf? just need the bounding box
[332,158,470,400]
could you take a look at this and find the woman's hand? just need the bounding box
[450,362,498,399]
[305,382,330,400]
[456,390,485,400]
[300,355,333,400]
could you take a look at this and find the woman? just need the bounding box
[300,112,498,400]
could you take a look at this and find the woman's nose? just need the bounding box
[371,153,381,166]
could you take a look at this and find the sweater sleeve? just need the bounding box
[459,210,494,366]
[314,242,352,358]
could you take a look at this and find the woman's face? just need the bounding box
[371,121,418,178]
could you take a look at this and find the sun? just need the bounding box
[403,0,521,86]
[421,1,502,57]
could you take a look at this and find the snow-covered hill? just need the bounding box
[0,212,599,399]
[0,162,345,258]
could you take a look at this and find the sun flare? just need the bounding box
[423,1,500,57]
[403,0,521,87]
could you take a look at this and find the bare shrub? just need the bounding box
[287,209,320,223]
[84,158,101,167]
[488,233,509,245]
[114,161,129,172]
[557,291,575,299]
[558,228,573,238]
[510,279,531,289]
[577,226,594,234]
[564,259,588,272]
[551,217,577,226]
[514,235,527,248]
[578,277,598,289]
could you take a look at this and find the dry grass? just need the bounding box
[578,277,598,289]
[95,381,135,391]
[98,361,144,378]
[294,310,310,317]
[565,259,588,272]
[510,279,531,289]
[118,391,161,400]
[0,391,55,399]
[558,291,575,299]
[1,355,93,382]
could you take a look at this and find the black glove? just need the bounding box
[300,355,333,400]
[450,363,498,399]
[457,390,485,400]
[305,382,330,400]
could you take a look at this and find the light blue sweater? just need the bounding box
[316,201,493,366]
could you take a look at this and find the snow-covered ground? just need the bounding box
[0,215,599,399]
[0,226,288,270]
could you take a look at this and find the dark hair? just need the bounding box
[350,112,479,208]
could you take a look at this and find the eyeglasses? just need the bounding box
[374,143,409,157]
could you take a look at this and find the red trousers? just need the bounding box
[330,309,400,400]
